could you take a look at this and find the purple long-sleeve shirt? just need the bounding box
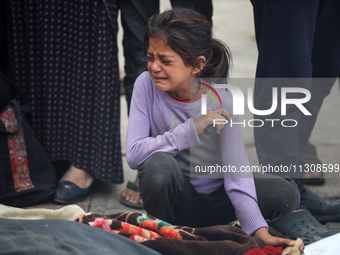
[126,71,268,235]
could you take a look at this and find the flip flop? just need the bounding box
[268,210,333,245]
[306,188,340,223]
[119,181,144,209]
[301,172,324,185]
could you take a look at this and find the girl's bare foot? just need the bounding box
[120,176,144,209]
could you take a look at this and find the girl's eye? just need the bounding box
[147,56,154,61]
[162,60,171,64]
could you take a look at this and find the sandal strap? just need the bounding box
[127,181,140,192]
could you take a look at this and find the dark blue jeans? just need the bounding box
[251,0,340,209]
[138,153,300,228]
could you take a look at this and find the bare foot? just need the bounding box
[61,165,94,188]
[120,177,143,208]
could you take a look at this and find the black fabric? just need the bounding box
[0,1,6,75]
[171,0,213,23]
[0,100,56,207]
[5,1,123,183]
[250,0,340,210]
[0,72,11,111]
[0,218,161,255]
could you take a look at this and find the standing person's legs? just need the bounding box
[118,0,159,115]
[298,0,340,153]
[0,0,9,110]
[0,0,6,75]
[251,0,320,210]
[251,0,336,243]
[298,0,340,221]
[170,0,213,23]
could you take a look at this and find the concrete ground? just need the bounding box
[28,0,340,231]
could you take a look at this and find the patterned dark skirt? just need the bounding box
[5,0,123,183]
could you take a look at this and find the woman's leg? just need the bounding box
[53,164,94,204]
[59,165,94,189]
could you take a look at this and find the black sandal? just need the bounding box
[119,181,144,209]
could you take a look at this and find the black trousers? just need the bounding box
[138,153,300,229]
[251,0,340,209]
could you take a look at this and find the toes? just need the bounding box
[121,188,143,205]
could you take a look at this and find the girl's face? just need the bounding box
[147,37,201,99]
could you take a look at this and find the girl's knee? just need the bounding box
[256,175,300,216]
[138,152,182,191]
[276,177,300,210]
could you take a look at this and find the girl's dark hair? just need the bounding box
[144,8,231,79]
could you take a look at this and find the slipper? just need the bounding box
[268,210,333,245]
[119,181,144,209]
[306,188,340,223]
[53,180,93,204]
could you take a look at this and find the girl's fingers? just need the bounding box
[195,108,232,134]
[220,108,231,121]
[207,108,231,120]
[207,109,231,133]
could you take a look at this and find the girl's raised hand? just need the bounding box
[194,108,231,134]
